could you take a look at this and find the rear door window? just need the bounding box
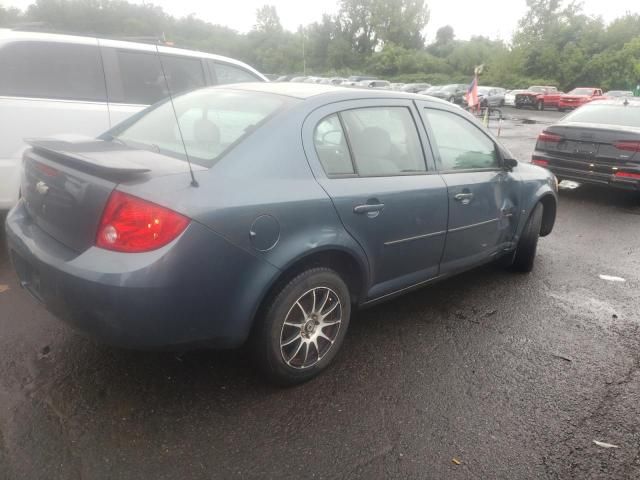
[209,60,261,84]
[106,49,166,105]
[339,107,426,176]
[159,55,206,95]
[0,41,106,101]
[105,50,207,105]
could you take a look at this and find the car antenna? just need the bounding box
[154,43,199,187]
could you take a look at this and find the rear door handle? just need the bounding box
[354,203,385,214]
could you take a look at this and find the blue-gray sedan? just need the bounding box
[5,83,558,384]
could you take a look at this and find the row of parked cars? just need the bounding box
[278,76,637,115]
[508,85,635,111]
[276,76,510,107]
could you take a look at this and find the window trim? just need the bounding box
[322,105,430,178]
[420,106,504,174]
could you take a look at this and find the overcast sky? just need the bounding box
[5,0,639,42]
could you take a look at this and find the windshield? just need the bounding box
[442,85,457,92]
[477,87,491,94]
[108,89,285,167]
[568,88,594,96]
[563,103,640,128]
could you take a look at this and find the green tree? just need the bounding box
[254,5,282,33]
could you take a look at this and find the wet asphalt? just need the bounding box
[1,107,640,479]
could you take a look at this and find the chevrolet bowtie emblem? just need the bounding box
[36,181,49,195]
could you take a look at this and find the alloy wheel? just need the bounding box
[279,287,342,369]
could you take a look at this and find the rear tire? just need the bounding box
[253,268,351,386]
[448,96,455,103]
[558,108,565,112]
[510,203,544,273]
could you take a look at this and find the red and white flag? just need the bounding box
[466,75,479,108]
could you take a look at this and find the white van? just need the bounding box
[0,29,267,211]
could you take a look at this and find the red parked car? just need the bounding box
[558,88,603,112]
[515,86,563,110]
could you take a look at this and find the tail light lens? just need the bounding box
[613,141,640,153]
[538,131,562,143]
[614,171,640,180]
[532,157,549,166]
[96,191,189,253]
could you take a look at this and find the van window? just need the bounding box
[159,55,206,95]
[209,61,260,84]
[0,41,106,101]
[112,50,166,104]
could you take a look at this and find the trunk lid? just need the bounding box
[21,138,201,253]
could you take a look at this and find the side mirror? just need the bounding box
[503,157,518,171]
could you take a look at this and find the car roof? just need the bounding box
[218,82,457,105]
[0,28,266,80]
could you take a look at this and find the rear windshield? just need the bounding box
[568,88,594,95]
[563,103,640,128]
[108,88,285,167]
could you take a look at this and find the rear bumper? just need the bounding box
[5,201,279,349]
[532,154,640,190]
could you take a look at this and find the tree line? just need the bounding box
[1,0,639,91]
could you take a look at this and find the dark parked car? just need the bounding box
[532,98,640,189]
[401,83,431,93]
[429,84,467,104]
[6,83,558,384]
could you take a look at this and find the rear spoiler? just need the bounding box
[25,138,151,175]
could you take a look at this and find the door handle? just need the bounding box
[353,203,385,214]
[454,192,474,204]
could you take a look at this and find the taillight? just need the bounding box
[614,171,640,180]
[538,131,562,143]
[613,141,640,153]
[532,158,549,166]
[96,191,189,253]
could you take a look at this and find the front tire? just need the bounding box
[511,203,544,273]
[253,268,351,385]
